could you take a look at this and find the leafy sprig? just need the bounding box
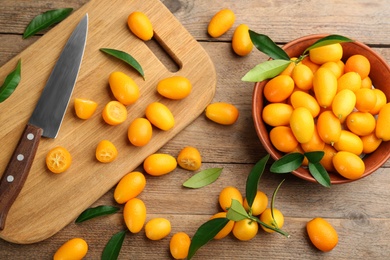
[187,155,289,259]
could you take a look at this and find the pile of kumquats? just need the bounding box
[262,42,390,181]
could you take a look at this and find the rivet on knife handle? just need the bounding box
[0,124,43,230]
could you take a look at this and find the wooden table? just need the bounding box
[1,0,390,259]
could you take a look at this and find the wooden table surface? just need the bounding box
[1,0,390,259]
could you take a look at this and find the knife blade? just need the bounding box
[0,14,88,230]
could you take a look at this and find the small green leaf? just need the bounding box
[0,59,21,103]
[245,154,269,209]
[308,162,331,188]
[303,34,354,54]
[100,48,144,79]
[242,59,291,82]
[183,168,223,188]
[226,199,250,221]
[75,205,120,223]
[304,151,325,164]
[23,8,73,39]
[101,230,126,260]
[249,30,290,60]
[270,153,304,173]
[187,218,230,260]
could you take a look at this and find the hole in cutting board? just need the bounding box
[145,35,181,72]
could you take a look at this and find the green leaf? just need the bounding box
[23,8,73,39]
[242,59,291,82]
[100,48,144,79]
[183,168,223,188]
[308,162,331,188]
[304,151,325,164]
[0,59,21,103]
[249,30,290,60]
[75,205,120,223]
[101,230,126,260]
[270,153,304,173]
[303,34,354,54]
[226,199,250,221]
[245,154,269,209]
[187,218,230,260]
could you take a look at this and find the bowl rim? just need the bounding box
[252,34,390,184]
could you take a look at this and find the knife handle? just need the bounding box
[0,124,43,230]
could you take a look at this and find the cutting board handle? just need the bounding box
[0,124,43,230]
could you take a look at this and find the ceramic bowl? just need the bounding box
[252,34,390,184]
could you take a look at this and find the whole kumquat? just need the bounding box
[332,151,365,179]
[145,102,175,130]
[263,74,295,102]
[218,186,243,211]
[290,90,320,118]
[157,76,192,100]
[355,88,377,112]
[320,61,343,79]
[336,71,361,93]
[243,190,268,216]
[232,24,253,56]
[207,9,235,38]
[344,54,371,79]
[170,232,191,259]
[289,107,315,144]
[232,218,258,241]
[316,111,341,145]
[95,140,118,163]
[53,238,88,260]
[369,88,387,115]
[307,217,338,252]
[145,218,172,240]
[331,89,356,123]
[361,76,373,89]
[333,130,363,155]
[270,126,299,153]
[376,102,390,141]
[123,198,147,233]
[320,144,337,172]
[109,71,140,105]
[74,98,97,120]
[361,132,382,154]
[259,208,284,233]
[46,146,72,174]
[346,111,376,136]
[262,103,293,126]
[313,67,337,108]
[127,117,153,147]
[291,63,313,90]
[143,153,177,176]
[114,171,146,204]
[205,102,239,125]
[210,212,235,239]
[127,11,153,41]
[309,43,343,65]
[301,56,320,73]
[102,100,127,126]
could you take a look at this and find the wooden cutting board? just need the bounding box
[0,0,216,244]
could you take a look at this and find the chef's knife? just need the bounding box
[0,14,88,230]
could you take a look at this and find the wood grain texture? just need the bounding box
[0,0,390,259]
[0,0,216,243]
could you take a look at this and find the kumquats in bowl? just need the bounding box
[252,34,390,184]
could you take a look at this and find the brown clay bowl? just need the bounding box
[252,34,390,184]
